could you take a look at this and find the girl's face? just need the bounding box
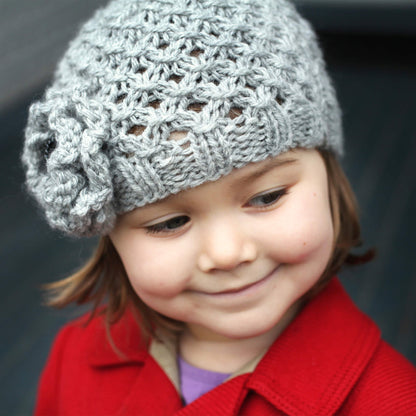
[111,149,334,341]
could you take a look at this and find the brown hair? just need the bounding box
[44,148,374,337]
[305,149,375,299]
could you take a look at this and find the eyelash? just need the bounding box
[144,188,288,234]
[246,188,288,208]
[145,216,190,234]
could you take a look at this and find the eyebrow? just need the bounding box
[231,156,298,188]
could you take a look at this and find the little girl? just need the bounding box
[23,0,416,414]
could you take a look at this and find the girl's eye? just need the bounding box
[145,216,190,234]
[247,189,287,208]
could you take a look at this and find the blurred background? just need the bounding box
[1,0,416,414]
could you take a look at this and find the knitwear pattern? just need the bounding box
[22,0,343,236]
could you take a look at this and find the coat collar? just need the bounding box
[247,278,381,416]
[86,308,148,367]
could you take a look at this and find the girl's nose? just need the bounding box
[197,217,258,272]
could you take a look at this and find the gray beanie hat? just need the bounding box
[22,0,342,237]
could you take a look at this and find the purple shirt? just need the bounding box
[178,356,231,405]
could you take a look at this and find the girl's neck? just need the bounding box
[179,303,300,373]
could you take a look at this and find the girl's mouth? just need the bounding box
[201,266,280,297]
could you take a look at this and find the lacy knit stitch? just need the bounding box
[22,0,343,236]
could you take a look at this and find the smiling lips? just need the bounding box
[202,266,279,297]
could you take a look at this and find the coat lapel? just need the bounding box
[117,354,183,415]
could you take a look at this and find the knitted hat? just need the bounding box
[22,0,342,237]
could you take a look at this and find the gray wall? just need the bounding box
[0,0,104,111]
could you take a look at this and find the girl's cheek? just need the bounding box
[265,191,333,262]
[126,263,185,298]
[122,244,194,298]
[130,276,181,299]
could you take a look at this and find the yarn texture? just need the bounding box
[22,0,343,237]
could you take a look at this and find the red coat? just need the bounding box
[34,279,416,415]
